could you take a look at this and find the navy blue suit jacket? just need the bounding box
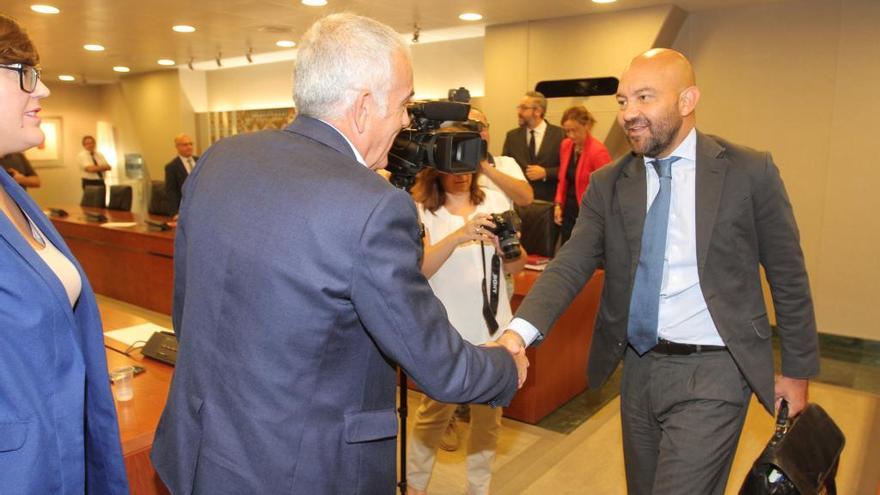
[0,172,128,493]
[151,116,518,494]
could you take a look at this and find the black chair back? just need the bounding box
[516,200,560,257]
[108,185,133,211]
[80,185,106,208]
[148,181,172,216]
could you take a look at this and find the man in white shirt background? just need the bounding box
[77,135,111,189]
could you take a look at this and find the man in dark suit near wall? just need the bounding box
[163,133,198,216]
[496,49,819,494]
[502,91,565,202]
[151,13,526,495]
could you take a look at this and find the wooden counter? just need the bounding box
[102,308,172,495]
[50,205,175,314]
[504,269,604,423]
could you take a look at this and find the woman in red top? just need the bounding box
[554,105,612,244]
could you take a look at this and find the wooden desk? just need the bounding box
[50,205,175,314]
[502,269,604,424]
[102,309,173,495]
[405,269,604,424]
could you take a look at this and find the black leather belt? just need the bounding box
[650,338,727,355]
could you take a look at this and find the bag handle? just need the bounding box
[772,399,790,445]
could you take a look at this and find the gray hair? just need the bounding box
[524,90,547,116]
[294,13,410,120]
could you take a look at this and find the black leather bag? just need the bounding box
[740,400,845,495]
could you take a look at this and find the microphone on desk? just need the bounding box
[84,211,108,222]
[145,219,172,231]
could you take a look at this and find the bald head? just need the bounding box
[616,48,701,158]
[628,48,695,89]
[174,134,194,158]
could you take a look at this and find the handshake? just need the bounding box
[483,330,529,389]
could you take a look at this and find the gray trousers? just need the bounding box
[620,346,751,495]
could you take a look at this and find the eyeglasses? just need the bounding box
[516,105,538,111]
[0,63,41,94]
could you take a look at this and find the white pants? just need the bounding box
[407,396,502,494]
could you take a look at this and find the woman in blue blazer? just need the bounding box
[0,15,128,494]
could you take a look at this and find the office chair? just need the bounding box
[108,185,133,211]
[148,181,172,216]
[80,185,106,209]
[515,200,560,257]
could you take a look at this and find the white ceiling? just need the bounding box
[0,0,785,83]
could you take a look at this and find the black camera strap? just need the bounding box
[480,242,501,335]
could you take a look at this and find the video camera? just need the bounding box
[386,101,482,191]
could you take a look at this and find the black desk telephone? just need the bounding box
[142,331,178,366]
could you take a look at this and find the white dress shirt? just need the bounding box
[526,119,548,160]
[478,154,527,210]
[180,155,197,174]
[319,119,367,167]
[77,149,110,180]
[418,189,514,345]
[508,127,723,347]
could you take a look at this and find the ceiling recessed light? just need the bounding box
[30,4,60,14]
[83,44,105,52]
[172,25,196,33]
[592,0,617,3]
[157,59,176,66]
[301,0,328,6]
[458,13,483,22]
[113,66,130,73]
[58,75,76,81]
[275,40,296,48]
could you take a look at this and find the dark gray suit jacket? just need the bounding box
[151,116,518,494]
[516,131,819,414]
[164,155,198,215]
[502,122,565,201]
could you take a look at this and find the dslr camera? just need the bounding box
[386,101,483,191]
[486,210,522,261]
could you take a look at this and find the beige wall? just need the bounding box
[31,70,196,209]
[483,5,686,157]
[111,69,196,181]
[28,84,105,206]
[671,0,879,340]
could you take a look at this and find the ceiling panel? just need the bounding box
[0,0,790,82]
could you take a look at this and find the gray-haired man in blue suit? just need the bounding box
[150,13,527,495]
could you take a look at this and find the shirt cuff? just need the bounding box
[507,317,541,346]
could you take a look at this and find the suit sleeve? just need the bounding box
[165,163,182,215]
[515,174,606,338]
[502,132,514,161]
[753,153,819,378]
[350,189,518,406]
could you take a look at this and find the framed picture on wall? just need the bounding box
[24,116,63,167]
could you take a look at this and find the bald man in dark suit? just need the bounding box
[497,49,819,495]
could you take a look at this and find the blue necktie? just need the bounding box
[627,156,679,355]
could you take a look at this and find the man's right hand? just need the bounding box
[553,204,563,225]
[483,336,528,388]
[497,330,528,388]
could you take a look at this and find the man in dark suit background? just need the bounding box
[163,133,198,216]
[502,91,565,202]
[151,13,526,495]
[496,49,819,494]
